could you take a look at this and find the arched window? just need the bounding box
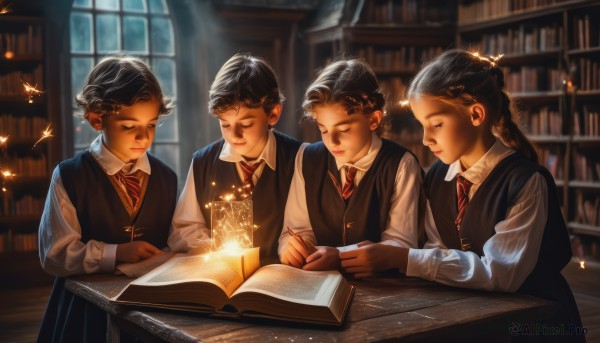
[69,0,179,175]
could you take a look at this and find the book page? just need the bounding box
[231,264,341,306]
[131,254,244,297]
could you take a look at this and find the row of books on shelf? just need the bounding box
[573,14,599,50]
[0,66,43,96]
[464,24,561,56]
[0,232,38,253]
[536,145,564,180]
[502,66,562,92]
[361,0,420,24]
[355,46,444,73]
[574,191,600,227]
[378,77,408,105]
[572,150,600,183]
[458,0,567,25]
[525,106,563,136]
[0,26,43,56]
[573,106,600,137]
[573,57,599,91]
[3,155,48,177]
[1,195,45,216]
[0,114,50,139]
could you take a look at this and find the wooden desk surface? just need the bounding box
[65,274,555,342]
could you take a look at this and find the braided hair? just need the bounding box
[407,49,537,163]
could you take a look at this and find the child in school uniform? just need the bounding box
[37,56,178,343]
[279,59,424,271]
[340,49,584,340]
[168,53,302,264]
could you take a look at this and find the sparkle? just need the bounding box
[22,81,45,103]
[33,124,53,148]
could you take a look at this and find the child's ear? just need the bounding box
[470,104,486,127]
[368,110,383,131]
[86,112,103,131]
[267,104,282,126]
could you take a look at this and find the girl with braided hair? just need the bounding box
[341,49,584,341]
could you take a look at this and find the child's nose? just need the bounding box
[135,127,150,141]
[329,132,341,146]
[422,129,434,146]
[233,125,243,139]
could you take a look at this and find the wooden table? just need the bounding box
[65,274,556,342]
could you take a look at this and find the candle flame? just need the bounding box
[33,124,53,148]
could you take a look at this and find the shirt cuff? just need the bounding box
[100,244,118,273]
[406,248,439,280]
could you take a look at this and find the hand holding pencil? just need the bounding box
[280,227,317,268]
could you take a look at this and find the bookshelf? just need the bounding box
[304,0,456,168]
[0,15,52,287]
[457,0,600,243]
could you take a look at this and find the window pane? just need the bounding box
[151,144,180,177]
[155,109,178,142]
[71,57,94,106]
[123,16,148,54]
[95,0,119,10]
[151,18,174,54]
[73,114,99,150]
[73,0,91,9]
[70,12,93,53]
[148,0,168,14]
[124,0,147,12]
[96,14,120,53]
[152,58,175,96]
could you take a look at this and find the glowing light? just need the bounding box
[0,1,11,15]
[211,181,216,186]
[4,51,13,59]
[578,259,586,270]
[398,100,409,107]
[210,199,253,253]
[1,169,14,178]
[33,124,53,148]
[22,81,44,103]
[1,187,6,192]
[220,241,243,255]
[0,136,8,144]
[469,51,504,67]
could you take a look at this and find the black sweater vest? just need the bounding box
[192,131,301,264]
[302,139,409,247]
[425,154,583,330]
[59,151,178,248]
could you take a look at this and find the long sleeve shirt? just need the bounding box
[38,135,152,277]
[406,141,548,292]
[278,134,423,255]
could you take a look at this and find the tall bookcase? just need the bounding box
[457,0,600,245]
[0,15,53,287]
[304,0,456,168]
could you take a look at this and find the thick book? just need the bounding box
[112,248,355,326]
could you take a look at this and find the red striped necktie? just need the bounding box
[455,175,473,230]
[240,160,263,191]
[341,166,358,200]
[116,170,142,207]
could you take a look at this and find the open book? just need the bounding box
[112,248,355,326]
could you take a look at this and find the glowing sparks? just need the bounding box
[0,136,8,144]
[22,81,44,103]
[0,1,11,15]
[210,199,253,253]
[578,259,586,270]
[398,100,409,107]
[470,51,504,67]
[1,169,14,178]
[33,124,53,148]
[220,241,243,255]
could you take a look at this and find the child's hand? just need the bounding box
[302,246,341,271]
[340,244,408,278]
[116,241,161,263]
[280,236,310,268]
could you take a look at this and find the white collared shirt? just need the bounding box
[38,135,152,277]
[406,140,549,292]
[278,133,424,255]
[168,130,281,253]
